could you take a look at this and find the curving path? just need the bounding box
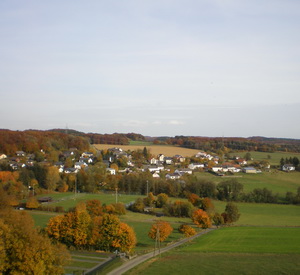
[107,227,216,275]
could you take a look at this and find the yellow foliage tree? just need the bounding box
[26,196,40,209]
[178,224,196,237]
[0,208,70,274]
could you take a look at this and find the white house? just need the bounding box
[175,168,193,175]
[0,154,7,160]
[166,172,181,180]
[282,164,295,172]
[106,168,116,175]
[164,157,173,165]
[150,158,158,165]
[242,167,257,174]
[188,163,205,170]
[74,162,88,170]
[158,154,165,162]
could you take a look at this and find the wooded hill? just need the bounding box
[1,129,300,155]
[153,136,300,153]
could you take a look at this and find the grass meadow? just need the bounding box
[125,227,300,275]
[195,170,300,196]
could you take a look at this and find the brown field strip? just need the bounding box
[93,144,200,157]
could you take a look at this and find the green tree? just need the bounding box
[222,202,240,223]
[156,193,169,208]
[244,152,252,161]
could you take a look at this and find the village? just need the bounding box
[1,146,291,183]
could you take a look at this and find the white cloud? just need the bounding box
[168,120,184,125]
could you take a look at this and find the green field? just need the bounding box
[125,227,300,275]
[44,192,141,211]
[196,170,300,196]
[232,151,300,166]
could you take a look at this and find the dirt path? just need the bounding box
[107,227,216,275]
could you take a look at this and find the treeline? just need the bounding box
[153,136,300,153]
[0,129,90,155]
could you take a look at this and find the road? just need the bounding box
[107,227,216,275]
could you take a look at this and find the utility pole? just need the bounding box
[115,187,118,203]
[153,227,161,257]
[146,180,149,197]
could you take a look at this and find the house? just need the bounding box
[164,157,173,165]
[236,158,247,166]
[152,171,160,178]
[150,158,158,165]
[158,154,165,162]
[173,155,185,163]
[211,166,223,173]
[143,165,164,173]
[175,168,193,175]
[64,168,78,174]
[74,162,88,169]
[0,154,7,160]
[16,151,26,157]
[282,164,295,172]
[106,168,116,175]
[188,163,205,170]
[166,172,181,180]
[79,157,93,164]
[195,152,213,160]
[81,152,94,158]
[242,167,257,174]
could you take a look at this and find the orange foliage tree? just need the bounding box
[187,193,202,207]
[192,209,212,229]
[178,224,196,237]
[148,221,173,242]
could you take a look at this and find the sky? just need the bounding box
[1,0,300,138]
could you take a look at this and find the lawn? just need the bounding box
[125,227,300,275]
[195,170,300,196]
[213,200,300,227]
[181,227,300,254]
[233,151,300,166]
[46,192,141,211]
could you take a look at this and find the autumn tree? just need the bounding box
[0,208,70,274]
[192,209,212,229]
[187,193,202,207]
[26,196,40,209]
[95,214,136,253]
[86,199,103,217]
[148,221,173,242]
[46,166,61,191]
[178,224,196,237]
[143,192,155,207]
[201,197,215,215]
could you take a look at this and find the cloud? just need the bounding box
[168,120,184,125]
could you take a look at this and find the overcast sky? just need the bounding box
[1,0,300,138]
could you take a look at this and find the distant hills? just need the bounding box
[1,129,300,154]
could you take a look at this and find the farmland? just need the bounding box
[125,227,300,275]
[94,144,200,157]
[195,170,300,196]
